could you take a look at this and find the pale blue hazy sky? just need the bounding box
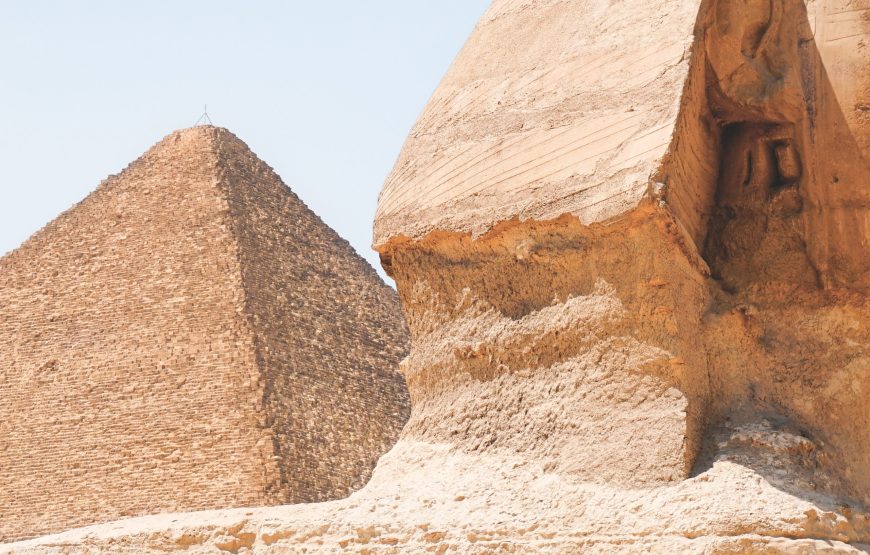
[0,1,489,280]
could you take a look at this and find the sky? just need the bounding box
[0,1,490,282]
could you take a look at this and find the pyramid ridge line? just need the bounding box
[0,125,394,292]
[206,128,393,288]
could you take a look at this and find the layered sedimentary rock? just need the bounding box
[0,126,409,542]
[377,0,870,497]
[5,0,870,552]
[375,0,870,501]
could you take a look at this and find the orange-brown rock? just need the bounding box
[372,0,870,550]
[372,0,870,499]
[0,126,409,542]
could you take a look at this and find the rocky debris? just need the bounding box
[4,439,870,553]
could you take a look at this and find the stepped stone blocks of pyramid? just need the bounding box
[0,126,410,542]
[6,0,870,552]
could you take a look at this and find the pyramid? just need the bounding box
[0,126,410,541]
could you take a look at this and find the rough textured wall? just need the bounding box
[0,127,409,542]
[214,131,410,502]
[387,211,711,486]
[678,0,870,505]
[372,0,870,548]
[376,0,870,500]
[376,0,717,488]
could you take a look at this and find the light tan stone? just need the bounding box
[374,0,700,246]
[0,126,409,542]
[809,0,870,159]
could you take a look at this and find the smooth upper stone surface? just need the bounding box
[808,0,870,158]
[374,0,702,245]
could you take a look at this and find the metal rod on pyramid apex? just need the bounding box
[194,105,213,126]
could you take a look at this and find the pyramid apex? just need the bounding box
[160,124,234,143]
[137,125,252,167]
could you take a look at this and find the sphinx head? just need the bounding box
[375,0,870,503]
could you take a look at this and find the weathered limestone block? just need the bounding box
[386,212,711,486]
[375,0,702,245]
[377,0,870,502]
[809,0,870,158]
[374,0,719,486]
[0,126,410,541]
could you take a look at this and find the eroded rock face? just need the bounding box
[379,0,870,501]
[374,0,870,547]
[5,0,870,553]
[388,212,711,487]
